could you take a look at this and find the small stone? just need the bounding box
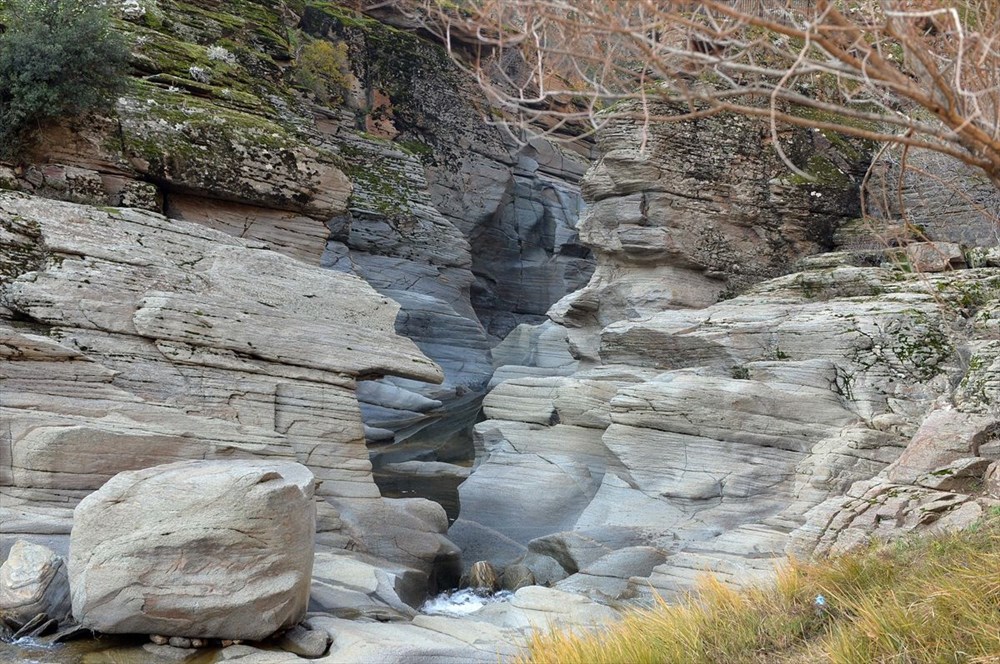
[467,561,500,593]
[190,638,206,648]
[277,624,330,658]
[143,644,196,661]
[150,634,168,645]
[168,636,192,648]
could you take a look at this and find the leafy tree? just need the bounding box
[0,0,130,158]
[294,39,352,104]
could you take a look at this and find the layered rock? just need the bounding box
[0,540,70,626]
[0,192,458,614]
[1,1,594,473]
[70,460,316,640]
[551,101,867,362]
[468,102,1000,606]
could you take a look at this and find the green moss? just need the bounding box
[888,310,954,382]
[398,138,434,157]
[788,153,852,187]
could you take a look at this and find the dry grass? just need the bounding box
[521,512,1000,664]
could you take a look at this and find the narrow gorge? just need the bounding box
[2,1,1000,662]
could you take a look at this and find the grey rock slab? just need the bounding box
[475,586,619,631]
[278,624,331,658]
[70,460,316,640]
[307,614,521,664]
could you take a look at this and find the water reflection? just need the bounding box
[1,634,221,663]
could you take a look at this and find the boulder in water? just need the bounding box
[69,460,316,640]
[466,561,500,593]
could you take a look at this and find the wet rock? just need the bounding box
[142,644,196,661]
[167,636,192,649]
[70,460,316,640]
[500,564,535,592]
[10,612,58,639]
[466,561,500,593]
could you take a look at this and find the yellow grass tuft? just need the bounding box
[521,511,1000,664]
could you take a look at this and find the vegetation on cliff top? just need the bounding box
[0,0,129,158]
[522,510,1000,664]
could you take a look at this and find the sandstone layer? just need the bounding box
[465,103,1000,606]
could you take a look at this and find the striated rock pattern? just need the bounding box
[0,540,70,625]
[0,0,595,471]
[469,101,1000,607]
[70,460,316,640]
[0,192,459,616]
[551,101,868,363]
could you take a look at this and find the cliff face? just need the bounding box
[0,0,593,466]
[462,104,1000,600]
[0,0,596,635]
[6,1,1000,659]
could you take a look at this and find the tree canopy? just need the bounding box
[0,0,130,158]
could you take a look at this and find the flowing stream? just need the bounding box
[420,589,514,617]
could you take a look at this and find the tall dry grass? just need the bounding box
[522,511,1000,664]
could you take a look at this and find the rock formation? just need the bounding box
[0,1,602,657]
[463,102,1000,605]
[0,0,594,472]
[70,460,316,640]
[0,540,70,626]
[5,1,1000,661]
[0,191,460,621]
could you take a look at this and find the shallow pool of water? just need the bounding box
[0,635,221,663]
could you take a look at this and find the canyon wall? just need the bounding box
[461,102,1000,602]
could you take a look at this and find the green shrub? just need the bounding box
[0,0,130,158]
[294,39,351,104]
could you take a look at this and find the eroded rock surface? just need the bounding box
[468,102,1000,608]
[0,192,462,622]
[0,540,70,626]
[70,460,316,640]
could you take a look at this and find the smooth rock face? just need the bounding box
[0,540,71,624]
[70,460,316,640]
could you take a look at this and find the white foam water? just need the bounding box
[419,589,514,617]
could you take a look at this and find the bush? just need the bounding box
[294,39,351,104]
[0,0,130,158]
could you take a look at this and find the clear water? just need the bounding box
[0,635,220,663]
[419,589,514,617]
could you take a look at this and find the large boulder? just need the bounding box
[69,460,316,640]
[0,540,71,625]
